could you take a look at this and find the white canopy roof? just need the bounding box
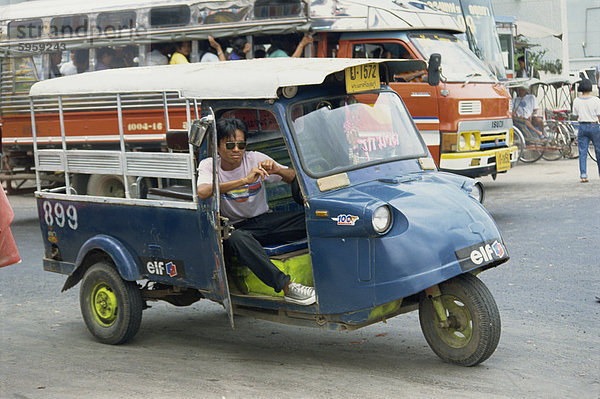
[29,58,426,99]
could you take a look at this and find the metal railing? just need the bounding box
[30,90,198,203]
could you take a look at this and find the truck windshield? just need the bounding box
[289,91,428,177]
[409,33,496,83]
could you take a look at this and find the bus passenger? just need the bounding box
[145,43,169,66]
[96,48,116,70]
[268,34,313,58]
[60,50,89,75]
[196,118,315,305]
[169,41,191,64]
[228,37,251,60]
[42,52,62,79]
[200,36,226,62]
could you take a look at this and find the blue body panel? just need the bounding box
[38,199,221,296]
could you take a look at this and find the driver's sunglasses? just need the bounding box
[225,141,247,150]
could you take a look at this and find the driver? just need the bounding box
[196,118,316,305]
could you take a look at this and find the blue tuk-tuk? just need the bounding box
[31,58,508,366]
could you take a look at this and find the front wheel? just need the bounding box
[419,274,501,366]
[80,262,143,344]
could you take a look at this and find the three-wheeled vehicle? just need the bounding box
[31,58,509,366]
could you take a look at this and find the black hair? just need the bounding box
[216,118,247,144]
[74,49,89,73]
[231,37,247,59]
[517,55,525,63]
[578,78,593,93]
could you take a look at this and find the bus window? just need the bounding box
[50,15,89,37]
[97,11,136,33]
[150,5,190,27]
[352,43,413,59]
[8,19,42,39]
[254,0,303,18]
[99,45,138,69]
[200,7,249,24]
[12,57,38,93]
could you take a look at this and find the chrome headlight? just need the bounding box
[459,134,466,150]
[372,205,392,234]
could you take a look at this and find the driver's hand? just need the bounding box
[258,159,280,175]
[245,167,268,184]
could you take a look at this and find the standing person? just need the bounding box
[572,79,600,183]
[596,65,600,98]
[516,55,528,78]
[169,41,191,64]
[196,118,315,305]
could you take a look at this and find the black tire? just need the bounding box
[80,262,143,345]
[511,126,525,164]
[589,141,597,162]
[419,274,501,366]
[563,123,579,159]
[519,145,543,163]
[542,122,568,161]
[516,125,543,163]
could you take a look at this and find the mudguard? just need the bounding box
[62,234,141,292]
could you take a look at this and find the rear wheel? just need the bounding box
[419,274,501,366]
[80,262,142,344]
[519,145,543,163]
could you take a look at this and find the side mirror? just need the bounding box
[427,53,441,86]
[189,115,214,147]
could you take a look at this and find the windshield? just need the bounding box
[409,33,496,83]
[289,91,428,177]
[460,0,506,79]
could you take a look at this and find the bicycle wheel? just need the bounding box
[565,123,579,159]
[511,126,525,164]
[589,141,597,162]
[542,122,569,161]
[517,126,543,163]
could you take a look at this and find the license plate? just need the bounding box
[496,149,511,171]
[345,64,380,93]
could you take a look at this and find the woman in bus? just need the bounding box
[228,37,251,60]
[169,41,191,64]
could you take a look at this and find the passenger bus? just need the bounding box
[0,0,517,195]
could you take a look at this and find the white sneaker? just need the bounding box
[284,282,316,305]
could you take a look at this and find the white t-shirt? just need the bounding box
[513,94,536,119]
[59,62,77,76]
[201,52,219,63]
[197,151,284,223]
[145,49,168,66]
[573,95,600,123]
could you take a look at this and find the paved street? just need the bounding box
[1,158,599,399]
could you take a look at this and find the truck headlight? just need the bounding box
[372,205,392,234]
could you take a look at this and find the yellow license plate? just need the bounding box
[496,149,511,172]
[345,64,380,93]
